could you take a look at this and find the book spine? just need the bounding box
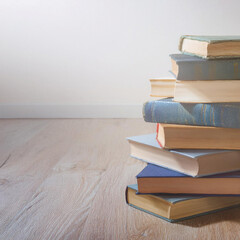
[178,35,185,52]
[143,100,240,128]
[156,123,163,148]
[177,60,240,80]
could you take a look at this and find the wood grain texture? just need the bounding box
[0,119,240,240]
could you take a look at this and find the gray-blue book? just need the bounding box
[126,184,240,223]
[143,98,240,129]
[127,133,240,177]
[170,54,240,80]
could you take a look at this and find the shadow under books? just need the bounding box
[177,207,240,228]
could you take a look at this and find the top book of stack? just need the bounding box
[179,35,240,59]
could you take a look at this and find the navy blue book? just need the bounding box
[170,54,240,80]
[143,98,240,129]
[137,164,240,195]
[126,184,240,223]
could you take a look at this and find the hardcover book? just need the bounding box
[156,123,240,150]
[179,35,240,59]
[127,134,240,177]
[149,79,240,103]
[143,98,240,129]
[126,184,240,223]
[150,79,175,97]
[170,54,240,80]
[137,164,240,195]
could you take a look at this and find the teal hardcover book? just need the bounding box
[179,35,240,59]
[143,98,240,129]
[126,184,240,223]
[170,54,240,80]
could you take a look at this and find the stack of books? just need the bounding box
[125,35,240,223]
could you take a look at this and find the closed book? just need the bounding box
[126,184,240,223]
[150,79,175,97]
[156,123,240,150]
[179,35,240,59]
[170,54,240,80]
[149,79,240,103]
[143,98,240,129]
[127,134,240,177]
[137,164,240,195]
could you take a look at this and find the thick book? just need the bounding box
[170,53,240,80]
[143,98,240,129]
[137,164,240,195]
[156,123,240,150]
[179,35,240,59]
[149,79,240,103]
[127,134,240,177]
[126,184,240,223]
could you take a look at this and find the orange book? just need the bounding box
[156,123,240,150]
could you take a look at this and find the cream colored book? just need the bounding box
[150,79,175,97]
[150,79,240,103]
[179,35,240,59]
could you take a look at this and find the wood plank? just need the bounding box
[0,119,49,166]
[0,119,96,236]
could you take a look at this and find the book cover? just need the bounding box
[170,54,240,80]
[179,35,240,44]
[136,164,240,195]
[137,164,240,179]
[179,35,240,59]
[127,133,240,177]
[127,133,229,159]
[143,98,240,129]
[156,123,240,150]
[126,184,240,223]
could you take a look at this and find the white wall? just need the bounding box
[1,0,240,117]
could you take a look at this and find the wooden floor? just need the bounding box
[1,119,240,240]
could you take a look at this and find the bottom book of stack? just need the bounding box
[126,184,240,223]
